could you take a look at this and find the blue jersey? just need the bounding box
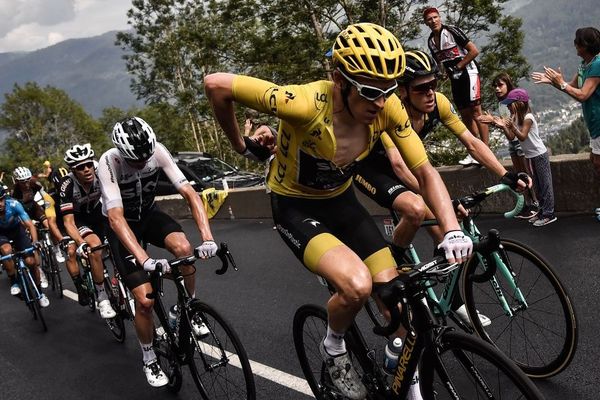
[0,198,31,231]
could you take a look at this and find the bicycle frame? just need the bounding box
[387,183,528,322]
[0,248,43,304]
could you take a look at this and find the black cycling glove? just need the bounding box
[500,171,530,190]
[242,136,271,162]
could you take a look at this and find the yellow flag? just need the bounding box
[200,188,228,219]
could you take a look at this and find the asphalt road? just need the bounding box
[0,213,597,400]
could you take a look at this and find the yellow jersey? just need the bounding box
[232,75,428,198]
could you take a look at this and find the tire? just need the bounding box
[82,267,96,313]
[153,324,183,393]
[293,304,372,400]
[25,273,47,332]
[420,330,544,400]
[49,254,64,299]
[102,279,126,343]
[187,301,255,400]
[462,238,578,378]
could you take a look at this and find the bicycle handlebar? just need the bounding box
[0,246,36,261]
[153,242,237,276]
[455,183,524,219]
[373,229,501,337]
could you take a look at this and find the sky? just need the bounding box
[0,0,130,53]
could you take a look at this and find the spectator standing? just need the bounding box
[479,73,539,219]
[492,89,557,227]
[423,6,489,166]
[532,27,600,216]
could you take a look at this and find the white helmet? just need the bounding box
[13,166,32,181]
[64,143,95,167]
[111,117,156,161]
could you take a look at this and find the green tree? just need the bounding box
[547,117,590,155]
[0,82,110,173]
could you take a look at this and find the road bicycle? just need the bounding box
[0,247,48,332]
[37,226,64,299]
[148,243,256,399]
[294,233,545,399]
[76,240,127,343]
[367,183,578,378]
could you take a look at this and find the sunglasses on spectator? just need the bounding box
[409,79,438,93]
[338,69,398,101]
[74,162,94,171]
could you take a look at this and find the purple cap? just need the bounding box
[500,88,529,105]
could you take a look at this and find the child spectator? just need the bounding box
[479,73,539,219]
[492,88,557,226]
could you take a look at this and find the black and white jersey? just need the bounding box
[97,143,188,221]
[58,172,102,220]
[427,25,478,73]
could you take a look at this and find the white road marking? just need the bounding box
[62,288,315,397]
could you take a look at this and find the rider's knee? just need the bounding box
[395,197,426,226]
[340,274,372,306]
[136,295,154,314]
[169,240,192,257]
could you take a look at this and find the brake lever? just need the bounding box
[215,243,238,275]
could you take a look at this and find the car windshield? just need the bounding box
[187,158,236,181]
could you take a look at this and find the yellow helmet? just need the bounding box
[43,160,51,167]
[332,23,405,80]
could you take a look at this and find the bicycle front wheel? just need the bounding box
[420,330,543,399]
[462,238,578,378]
[49,255,64,299]
[25,274,47,332]
[187,301,255,400]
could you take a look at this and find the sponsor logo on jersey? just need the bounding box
[285,91,295,103]
[267,87,279,113]
[354,174,376,195]
[302,218,321,228]
[388,184,405,195]
[393,120,413,138]
[314,92,327,110]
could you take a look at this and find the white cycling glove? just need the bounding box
[195,240,218,259]
[437,230,473,262]
[143,258,170,274]
[76,243,90,258]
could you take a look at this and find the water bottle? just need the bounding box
[383,337,403,375]
[168,305,179,331]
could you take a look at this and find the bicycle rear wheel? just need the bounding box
[293,304,373,400]
[187,301,255,400]
[82,268,96,313]
[462,238,578,378]
[102,279,125,343]
[420,330,543,399]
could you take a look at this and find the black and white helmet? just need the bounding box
[13,166,32,181]
[111,117,156,161]
[64,143,95,167]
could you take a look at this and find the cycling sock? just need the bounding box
[95,281,108,302]
[140,341,156,364]
[407,369,423,400]
[324,326,346,356]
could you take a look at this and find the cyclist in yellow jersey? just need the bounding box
[205,23,472,399]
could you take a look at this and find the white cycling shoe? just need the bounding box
[39,294,50,308]
[455,304,491,327]
[143,360,169,387]
[191,314,210,338]
[40,271,49,289]
[10,283,21,296]
[98,299,117,319]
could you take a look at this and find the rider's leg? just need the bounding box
[163,231,195,296]
[391,192,427,249]
[316,245,372,354]
[131,281,156,356]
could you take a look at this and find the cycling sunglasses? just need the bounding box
[338,69,398,101]
[409,79,438,93]
[73,161,94,171]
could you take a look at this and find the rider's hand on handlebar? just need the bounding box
[142,258,170,274]
[437,230,472,263]
[500,171,531,192]
[76,242,90,258]
[195,240,218,259]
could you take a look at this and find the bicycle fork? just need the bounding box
[19,261,42,303]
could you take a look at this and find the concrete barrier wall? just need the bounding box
[157,152,598,219]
